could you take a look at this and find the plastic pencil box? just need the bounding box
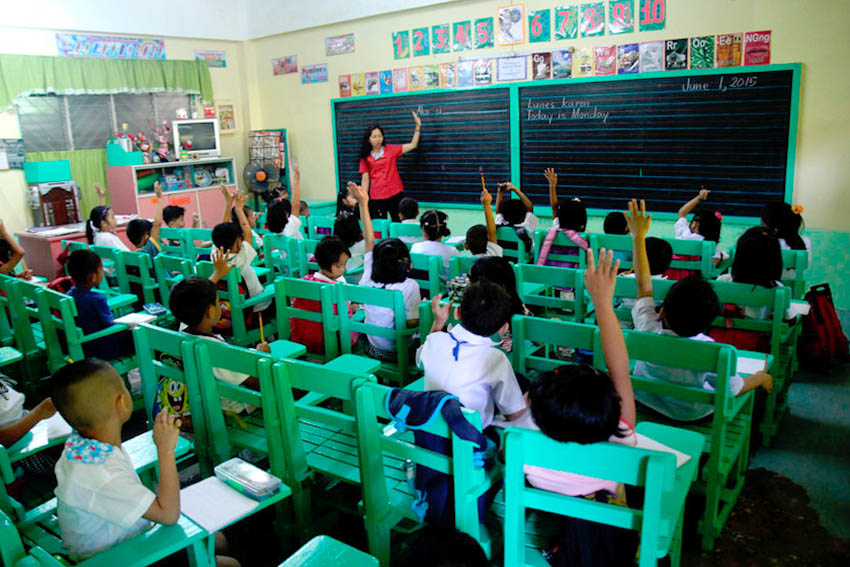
[214,457,282,501]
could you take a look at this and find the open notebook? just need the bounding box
[635,433,691,467]
[180,477,259,534]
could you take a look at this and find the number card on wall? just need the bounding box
[639,0,666,32]
[528,10,551,43]
[554,6,578,40]
[474,18,494,48]
[609,1,634,35]
[393,31,410,59]
[413,28,430,56]
[580,3,605,38]
[432,24,451,54]
[453,21,472,51]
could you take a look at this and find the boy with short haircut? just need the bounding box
[418,280,526,429]
[397,197,422,244]
[51,359,181,560]
[169,253,270,414]
[464,188,503,258]
[212,192,270,312]
[162,205,195,229]
[125,181,164,261]
[66,250,132,360]
[495,182,539,233]
[265,164,303,240]
[626,199,772,421]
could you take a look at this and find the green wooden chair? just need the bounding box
[531,228,588,269]
[514,264,587,321]
[503,422,704,567]
[279,535,379,567]
[368,219,391,242]
[408,253,442,299]
[510,315,598,377]
[179,228,214,261]
[355,381,497,565]
[388,222,423,246]
[158,227,185,257]
[336,284,419,386]
[153,254,195,307]
[667,238,717,278]
[448,255,477,279]
[0,275,45,384]
[497,226,533,264]
[195,261,276,348]
[307,216,335,240]
[588,233,635,270]
[275,277,341,362]
[619,330,751,551]
[264,233,301,279]
[268,354,378,541]
[120,250,160,307]
[34,287,135,375]
[133,324,211,473]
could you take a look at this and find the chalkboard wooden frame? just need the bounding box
[331,63,801,222]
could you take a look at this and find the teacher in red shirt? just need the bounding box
[358,111,421,221]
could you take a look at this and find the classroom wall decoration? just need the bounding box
[594,45,616,75]
[664,38,688,70]
[608,0,635,34]
[554,6,579,40]
[744,31,771,65]
[497,56,527,82]
[453,21,473,51]
[412,28,429,57]
[617,43,639,74]
[365,72,379,95]
[458,61,474,87]
[326,33,355,55]
[301,64,328,84]
[339,75,352,97]
[690,36,715,69]
[393,31,410,59]
[532,52,553,80]
[0,139,26,170]
[410,66,425,90]
[474,18,494,49]
[717,33,743,67]
[640,40,663,71]
[379,70,394,94]
[432,25,451,54]
[352,73,365,96]
[393,68,408,92]
[528,10,551,43]
[272,55,298,75]
[194,50,226,68]
[56,33,165,59]
[497,4,525,46]
[474,59,493,85]
[552,50,572,78]
[638,0,666,32]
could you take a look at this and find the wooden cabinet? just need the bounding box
[106,157,237,228]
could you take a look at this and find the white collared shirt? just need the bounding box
[359,251,421,351]
[418,324,526,428]
[410,240,460,281]
[212,241,271,312]
[496,211,539,233]
[371,147,385,160]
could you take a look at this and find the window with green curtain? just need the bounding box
[0,55,213,110]
[25,149,109,218]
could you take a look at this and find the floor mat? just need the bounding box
[684,468,850,567]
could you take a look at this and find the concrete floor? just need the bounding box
[751,310,850,539]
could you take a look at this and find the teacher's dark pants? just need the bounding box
[369,192,404,222]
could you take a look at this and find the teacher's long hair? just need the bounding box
[358,124,385,161]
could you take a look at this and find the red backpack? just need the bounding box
[798,284,849,371]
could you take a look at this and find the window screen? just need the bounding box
[17,95,69,153]
[67,95,113,150]
[113,94,155,137]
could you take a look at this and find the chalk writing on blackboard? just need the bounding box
[682,75,759,92]
[526,98,610,124]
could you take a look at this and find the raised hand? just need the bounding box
[584,248,619,308]
[544,168,557,187]
[235,191,247,208]
[152,410,181,453]
[430,294,453,330]
[624,199,652,239]
[698,188,711,201]
[347,181,368,203]
[154,180,163,199]
[94,183,106,198]
[412,111,421,128]
[220,184,232,200]
[210,248,233,280]
[480,188,493,206]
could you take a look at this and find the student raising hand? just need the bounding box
[584,247,620,307]
[428,294,454,334]
[624,198,652,238]
[347,181,374,252]
[209,248,233,283]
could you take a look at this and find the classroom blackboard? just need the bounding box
[333,88,510,204]
[518,69,796,217]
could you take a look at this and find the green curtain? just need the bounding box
[26,149,108,217]
[0,55,213,110]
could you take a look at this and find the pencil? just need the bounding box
[258,313,265,343]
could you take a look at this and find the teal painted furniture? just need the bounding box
[408,252,442,299]
[153,254,195,307]
[264,233,301,279]
[497,226,533,264]
[275,277,340,362]
[279,535,379,567]
[514,264,587,321]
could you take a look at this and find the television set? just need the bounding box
[172,119,221,159]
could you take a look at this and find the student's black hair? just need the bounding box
[691,208,722,243]
[460,280,512,337]
[86,206,111,244]
[50,358,112,417]
[469,256,523,316]
[397,527,489,567]
[67,249,102,286]
[398,197,419,220]
[168,277,218,328]
[558,199,588,232]
[761,201,805,250]
[371,238,411,284]
[731,227,782,288]
[661,274,720,338]
[0,238,13,264]
[529,364,626,445]
[645,237,673,276]
[162,206,185,225]
[603,211,628,235]
[315,235,351,271]
[333,211,363,248]
[359,124,385,161]
[266,200,291,234]
[126,218,153,247]
[211,222,242,252]
[465,225,488,255]
[335,185,354,217]
[499,199,528,226]
[420,210,451,241]
[230,205,254,225]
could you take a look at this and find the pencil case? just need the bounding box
[214,457,281,501]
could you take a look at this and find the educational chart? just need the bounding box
[333,89,510,204]
[518,69,796,216]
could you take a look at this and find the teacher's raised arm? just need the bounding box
[357,111,422,221]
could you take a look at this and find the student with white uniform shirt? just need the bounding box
[411,210,459,282]
[462,188,503,258]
